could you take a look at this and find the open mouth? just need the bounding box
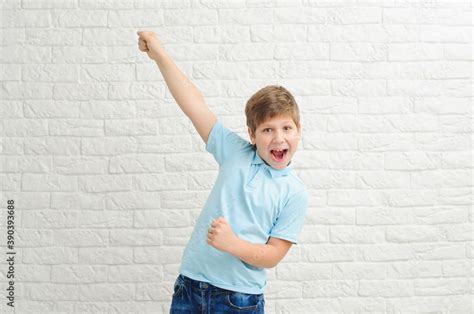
[270,149,288,162]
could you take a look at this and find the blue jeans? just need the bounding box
[170,274,265,313]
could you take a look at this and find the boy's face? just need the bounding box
[248,115,301,170]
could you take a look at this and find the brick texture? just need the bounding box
[0,0,472,313]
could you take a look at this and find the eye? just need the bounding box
[263,128,271,133]
[284,126,292,130]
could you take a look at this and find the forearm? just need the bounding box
[229,237,279,269]
[152,46,206,117]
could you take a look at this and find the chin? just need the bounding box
[269,159,290,170]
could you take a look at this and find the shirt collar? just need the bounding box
[251,150,293,178]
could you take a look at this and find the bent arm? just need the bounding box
[229,237,293,269]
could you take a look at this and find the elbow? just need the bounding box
[247,259,277,269]
[263,258,281,269]
[262,245,286,268]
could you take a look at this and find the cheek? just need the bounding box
[288,133,300,143]
[287,137,299,149]
[256,136,268,146]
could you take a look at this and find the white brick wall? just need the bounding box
[0,0,472,313]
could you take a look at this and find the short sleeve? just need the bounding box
[205,120,251,166]
[269,189,308,245]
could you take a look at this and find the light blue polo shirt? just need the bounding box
[179,120,308,294]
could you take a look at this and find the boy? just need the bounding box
[137,31,308,313]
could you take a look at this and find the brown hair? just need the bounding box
[245,85,300,136]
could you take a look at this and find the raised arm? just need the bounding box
[137,30,217,144]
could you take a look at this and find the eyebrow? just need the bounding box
[260,121,293,128]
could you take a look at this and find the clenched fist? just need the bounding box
[207,217,239,253]
[137,30,163,61]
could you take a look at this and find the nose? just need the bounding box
[272,130,285,143]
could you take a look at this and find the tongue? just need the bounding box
[273,150,284,159]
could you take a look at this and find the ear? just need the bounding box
[248,127,256,145]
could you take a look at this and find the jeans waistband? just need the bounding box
[178,274,264,296]
[179,274,223,291]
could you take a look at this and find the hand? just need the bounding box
[207,217,239,253]
[137,30,163,61]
